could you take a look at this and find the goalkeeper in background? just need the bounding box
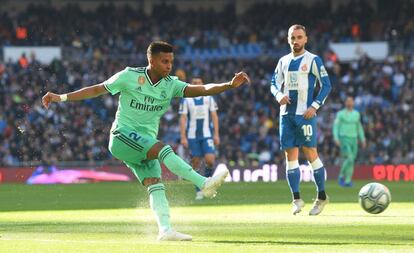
[333,96,366,187]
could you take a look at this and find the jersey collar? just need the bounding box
[145,67,162,87]
[291,50,307,60]
[144,67,174,87]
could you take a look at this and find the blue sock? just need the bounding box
[313,167,325,192]
[286,160,301,199]
[310,158,327,200]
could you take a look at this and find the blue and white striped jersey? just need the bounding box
[179,96,218,139]
[270,51,332,115]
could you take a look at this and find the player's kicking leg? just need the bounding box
[149,142,228,199]
[142,162,226,241]
[111,132,226,241]
[303,147,329,216]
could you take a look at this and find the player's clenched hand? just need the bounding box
[181,137,188,149]
[361,141,366,149]
[214,135,220,146]
[42,92,61,109]
[230,72,251,88]
[279,95,291,105]
[303,106,317,119]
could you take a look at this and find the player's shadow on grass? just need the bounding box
[0,221,157,234]
[322,214,414,218]
[212,240,412,246]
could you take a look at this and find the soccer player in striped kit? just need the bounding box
[270,25,332,215]
[179,77,220,200]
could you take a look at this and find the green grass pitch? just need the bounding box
[0,181,413,252]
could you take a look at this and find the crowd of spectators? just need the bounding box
[1,1,414,57]
[0,1,413,167]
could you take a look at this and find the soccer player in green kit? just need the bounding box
[333,96,366,187]
[42,41,250,241]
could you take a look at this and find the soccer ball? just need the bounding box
[358,182,391,214]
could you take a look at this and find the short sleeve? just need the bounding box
[209,97,218,111]
[171,78,189,98]
[103,68,129,95]
[178,98,188,114]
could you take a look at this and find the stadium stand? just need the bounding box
[1,1,413,167]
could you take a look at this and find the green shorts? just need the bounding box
[339,136,358,160]
[108,126,161,183]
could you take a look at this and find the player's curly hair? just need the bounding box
[147,41,174,57]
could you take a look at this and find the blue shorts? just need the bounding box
[188,138,215,157]
[279,114,317,150]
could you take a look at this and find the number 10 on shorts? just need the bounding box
[302,125,313,137]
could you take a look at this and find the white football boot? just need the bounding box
[292,199,305,215]
[157,229,192,241]
[201,169,229,198]
[309,196,329,216]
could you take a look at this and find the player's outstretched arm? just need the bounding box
[184,72,250,97]
[42,83,108,109]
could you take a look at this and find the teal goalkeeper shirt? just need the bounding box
[333,109,365,142]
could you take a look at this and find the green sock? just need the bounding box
[339,163,346,178]
[148,183,171,233]
[344,161,355,183]
[158,145,206,188]
[341,153,352,180]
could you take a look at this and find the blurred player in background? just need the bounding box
[179,77,220,200]
[333,96,366,187]
[270,24,332,215]
[42,41,250,241]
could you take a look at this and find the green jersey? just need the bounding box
[103,66,189,138]
[333,109,365,141]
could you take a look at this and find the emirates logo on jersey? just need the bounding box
[301,64,308,72]
[138,76,145,85]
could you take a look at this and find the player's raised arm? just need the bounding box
[42,83,108,109]
[183,72,250,97]
[42,67,130,109]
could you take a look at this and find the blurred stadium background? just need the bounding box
[0,0,413,252]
